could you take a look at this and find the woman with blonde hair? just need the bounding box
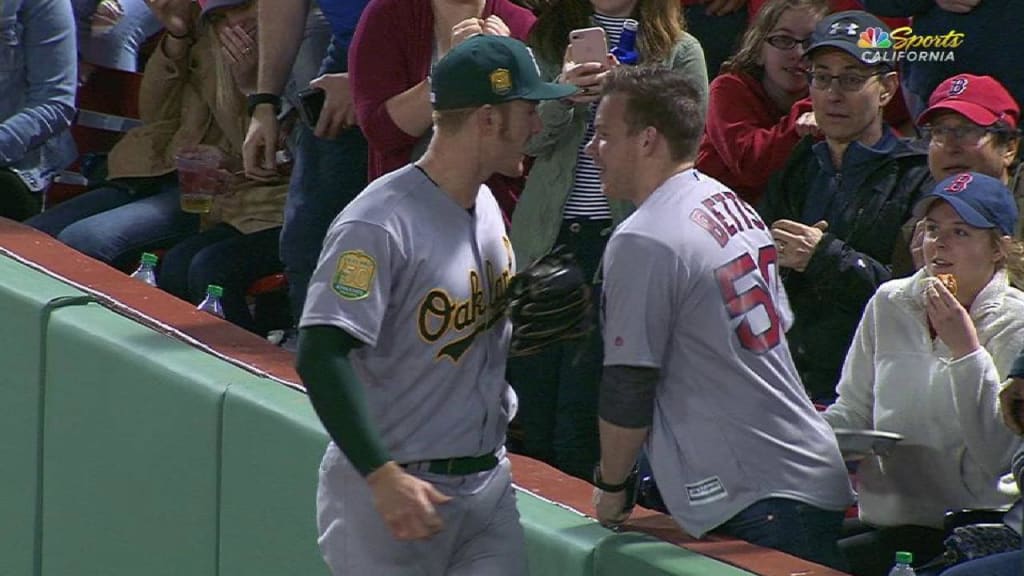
[824,172,1024,575]
[507,0,707,480]
[695,0,827,205]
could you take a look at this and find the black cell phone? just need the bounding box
[297,87,325,128]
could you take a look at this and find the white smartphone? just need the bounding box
[569,27,608,64]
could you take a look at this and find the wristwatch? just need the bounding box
[592,463,638,493]
[246,93,282,117]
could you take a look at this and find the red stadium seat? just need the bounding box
[46,65,145,209]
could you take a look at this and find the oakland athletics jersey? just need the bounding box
[601,169,854,537]
[301,165,516,463]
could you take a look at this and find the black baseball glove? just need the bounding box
[505,248,592,356]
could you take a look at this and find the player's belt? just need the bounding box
[401,453,499,475]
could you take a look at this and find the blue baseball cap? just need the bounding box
[806,10,895,69]
[913,172,1018,236]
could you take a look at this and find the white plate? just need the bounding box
[834,428,904,461]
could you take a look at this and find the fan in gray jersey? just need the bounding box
[586,66,854,570]
[295,35,575,576]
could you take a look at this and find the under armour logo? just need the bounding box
[948,77,969,96]
[829,21,860,36]
[945,173,973,193]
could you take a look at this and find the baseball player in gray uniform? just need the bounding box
[586,66,855,570]
[295,35,575,575]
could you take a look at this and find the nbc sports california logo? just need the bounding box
[857,25,965,64]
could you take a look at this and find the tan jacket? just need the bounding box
[105,24,286,234]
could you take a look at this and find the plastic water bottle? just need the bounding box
[611,19,639,65]
[888,551,916,576]
[197,284,225,318]
[130,252,159,286]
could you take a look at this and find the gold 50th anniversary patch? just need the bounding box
[332,250,376,300]
[490,68,512,95]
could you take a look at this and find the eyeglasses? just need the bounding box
[919,124,1005,147]
[806,70,884,92]
[765,34,811,51]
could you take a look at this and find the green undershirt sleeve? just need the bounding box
[295,324,391,477]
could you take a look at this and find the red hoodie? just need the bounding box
[696,71,812,205]
[349,0,536,224]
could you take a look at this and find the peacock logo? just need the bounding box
[857,27,892,49]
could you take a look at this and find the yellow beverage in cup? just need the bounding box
[179,192,215,214]
[174,146,228,214]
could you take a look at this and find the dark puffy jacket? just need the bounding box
[760,136,931,403]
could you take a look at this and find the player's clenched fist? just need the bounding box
[366,462,453,540]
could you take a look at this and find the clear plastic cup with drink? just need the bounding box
[174,145,230,214]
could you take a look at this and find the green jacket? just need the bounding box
[510,32,708,271]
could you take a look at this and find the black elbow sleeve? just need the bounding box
[599,365,658,428]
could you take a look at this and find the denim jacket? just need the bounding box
[0,0,77,192]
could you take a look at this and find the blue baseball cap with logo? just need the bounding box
[430,35,577,111]
[913,172,1018,236]
[806,10,895,69]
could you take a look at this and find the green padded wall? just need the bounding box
[0,250,781,576]
[517,489,610,575]
[0,256,85,576]
[219,379,331,576]
[40,305,248,576]
[595,532,756,576]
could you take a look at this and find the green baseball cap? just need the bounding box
[430,35,577,111]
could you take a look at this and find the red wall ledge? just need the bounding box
[0,217,847,576]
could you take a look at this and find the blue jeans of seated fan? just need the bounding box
[937,550,1022,576]
[158,223,283,334]
[715,497,849,572]
[25,177,199,271]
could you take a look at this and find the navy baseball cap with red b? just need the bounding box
[913,172,1018,236]
[430,35,577,111]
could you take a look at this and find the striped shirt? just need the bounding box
[563,13,628,220]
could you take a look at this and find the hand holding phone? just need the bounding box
[305,72,357,139]
[564,28,612,103]
[569,27,608,64]
[297,87,326,129]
